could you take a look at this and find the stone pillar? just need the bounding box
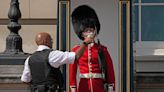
[0,0,29,91]
[5,0,23,54]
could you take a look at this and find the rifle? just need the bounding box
[97,39,113,92]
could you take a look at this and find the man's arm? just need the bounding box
[103,47,115,91]
[74,37,93,60]
[21,57,32,83]
[48,37,93,68]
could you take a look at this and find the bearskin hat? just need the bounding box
[71,5,100,40]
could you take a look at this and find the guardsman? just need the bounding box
[69,5,115,92]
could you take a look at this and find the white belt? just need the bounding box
[80,73,103,78]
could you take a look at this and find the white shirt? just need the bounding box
[21,45,75,82]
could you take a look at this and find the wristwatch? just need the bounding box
[83,41,89,46]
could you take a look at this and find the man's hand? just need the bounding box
[75,36,93,60]
[22,82,31,85]
[83,35,94,45]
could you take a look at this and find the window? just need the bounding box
[134,0,164,55]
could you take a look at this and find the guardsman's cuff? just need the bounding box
[108,84,114,92]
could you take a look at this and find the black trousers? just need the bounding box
[30,84,61,92]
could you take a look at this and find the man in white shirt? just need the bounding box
[21,32,93,92]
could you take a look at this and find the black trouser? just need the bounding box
[30,84,59,92]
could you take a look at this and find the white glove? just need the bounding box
[108,84,114,92]
[108,85,113,92]
[70,86,76,92]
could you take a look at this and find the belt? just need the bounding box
[80,73,103,78]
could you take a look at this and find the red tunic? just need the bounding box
[69,43,115,92]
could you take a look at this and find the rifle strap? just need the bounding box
[97,39,108,82]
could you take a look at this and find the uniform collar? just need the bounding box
[89,42,94,47]
[88,41,96,47]
[37,45,50,51]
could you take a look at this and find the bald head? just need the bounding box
[35,32,53,48]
